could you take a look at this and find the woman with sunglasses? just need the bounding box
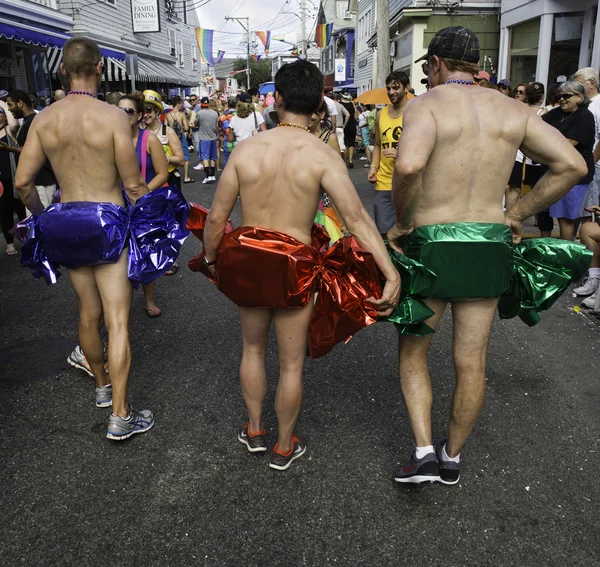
[0,99,26,255]
[118,93,169,317]
[143,90,185,275]
[511,83,527,101]
[541,81,595,241]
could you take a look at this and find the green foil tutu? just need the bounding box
[386,223,591,335]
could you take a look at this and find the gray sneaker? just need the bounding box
[95,384,112,408]
[435,439,461,485]
[107,407,155,441]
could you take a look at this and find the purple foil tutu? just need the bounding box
[14,186,189,287]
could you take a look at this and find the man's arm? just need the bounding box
[113,112,149,202]
[204,151,240,262]
[321,146,400,315]
[391,99,436,234]
[14,120,46,215]
[506,113,588,241]
[367,110,381,183]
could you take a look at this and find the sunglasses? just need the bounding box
[421,61,429,75]
[558,93,575,101]
[516,90,525,95]
[498,85,509,90]
[120,107,136,115]
[143,107,157,114]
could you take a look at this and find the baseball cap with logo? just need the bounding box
[200,96,210,107]
[415,26,480,64]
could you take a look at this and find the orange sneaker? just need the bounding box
[269,434,306,471]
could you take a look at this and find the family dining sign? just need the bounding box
[131,0,161,33]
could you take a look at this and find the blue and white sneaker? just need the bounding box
[95,384,112,408]
[106,407,155,441]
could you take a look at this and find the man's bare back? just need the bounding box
[18,97,146,210]
[407,86,536,227]
[229,126,339,245]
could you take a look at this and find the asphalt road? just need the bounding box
[1,162,599,567]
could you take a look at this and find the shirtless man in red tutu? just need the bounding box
[203,60,400,470]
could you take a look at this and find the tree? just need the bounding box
[232,58,273,90]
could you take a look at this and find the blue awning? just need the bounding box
[0,21,71,49]
[98,47,126,61]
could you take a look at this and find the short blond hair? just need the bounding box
[574,67,599,90]
[439,57,480,76]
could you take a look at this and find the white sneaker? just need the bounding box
[582,291,598,309]
[202,177,211,184]
[193,163,204,171]
[573,276,600,296]
[209,176,216,182]
[359,156,368,160]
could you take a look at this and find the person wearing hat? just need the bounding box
[195,96,219,184]
[386,26,589,485]
[473,70,490,84]
[497,79,512,96]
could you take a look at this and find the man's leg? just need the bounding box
[398,299,447,447]
[93,250,133,417]
[238,306,273,433]
[273,301,314,452]
[446,298,498,457]
[67,266,107,386]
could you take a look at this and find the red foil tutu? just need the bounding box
[187,204,382,358]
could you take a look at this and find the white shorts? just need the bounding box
[336,128,346,152]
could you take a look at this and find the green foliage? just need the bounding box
[232,58,273,89]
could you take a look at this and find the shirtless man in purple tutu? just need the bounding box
[15,37,155,440]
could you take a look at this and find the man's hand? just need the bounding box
[367,274,401,317]
[585,205,600,216]
[387,223,413,253]
[367,165,378,183]
[382,148,398,160]
[504,214,523,244]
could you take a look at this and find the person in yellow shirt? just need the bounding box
[367,70,411,235]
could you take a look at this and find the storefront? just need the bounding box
[498,0,600,88]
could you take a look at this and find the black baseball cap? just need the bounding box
[415,26,480,64]
[200,96,210,107]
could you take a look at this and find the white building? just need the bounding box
[355,0,376,94]
[498,0,600,88]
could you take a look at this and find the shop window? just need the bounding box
[178,40,184,67]
[169,30,176,57]
[549,13,584,84]
[509,18,540,86]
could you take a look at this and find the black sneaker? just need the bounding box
[269,434,306,471]
[237,422,267,453]
[394,450,440,484]
[435,439,461,485]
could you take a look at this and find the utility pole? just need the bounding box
[301,0,307,59]
[375,0,390,88]
[225,16,251,89]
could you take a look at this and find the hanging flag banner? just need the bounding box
[272,35,286,42]
[252,54,262,62]
[256,31,271,54]
[216,50,226,64]
[131,0,161,33]
[315,23,333,48]
[196,28,215,66]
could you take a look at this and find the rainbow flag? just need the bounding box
[256,31,271,54]
[272,35,286,42]
[196,28,215,66]
[315,23,333,48]
[252,54,262,62]
[216,50,226,64]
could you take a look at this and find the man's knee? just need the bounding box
[453,351,486,377]
[79,306,103,328]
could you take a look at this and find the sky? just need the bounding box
[195,0,318,58]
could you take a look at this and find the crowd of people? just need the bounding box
[0,28,597,483]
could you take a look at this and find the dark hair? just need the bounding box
[317,100,332,131]
[275,60,324,116]
[119,92,144,114]
[96,93,105,101]
[546,83,561,106]
[63,37,101,78]
[385,70,410,87]
[478,79,497,90]
[28,92,38,102]
[510,82,528,99]
[247,87,259,98]
[8,90,32,107]
[106,91,122,106]
[525,82,545,105]
[171,96,183,107]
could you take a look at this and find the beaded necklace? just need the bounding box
[67,91,96,98]
[279,122,310,131]
[445,79,475,86]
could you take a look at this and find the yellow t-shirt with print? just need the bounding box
[375,106,403,191]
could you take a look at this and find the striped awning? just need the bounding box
[45,47,126,82]
[137,56,196,86]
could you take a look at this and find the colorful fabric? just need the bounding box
[255,31,271,54]
[315,23,333,48]
[389,222,592,334]
[14,187,189,288]
[186,204,383,358]
[195,28,215,66]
